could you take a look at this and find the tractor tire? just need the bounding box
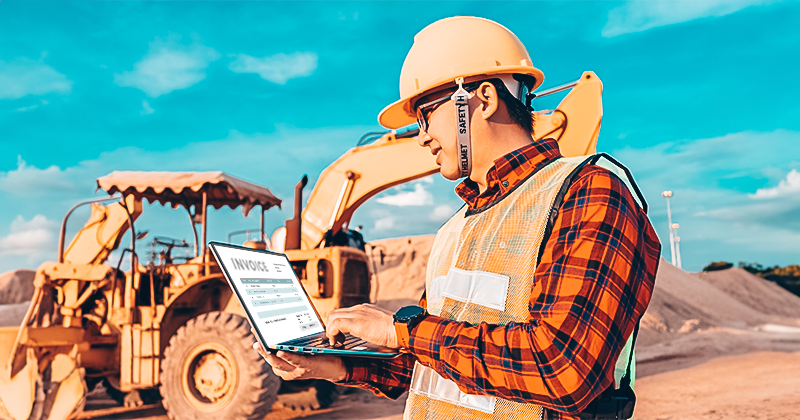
[277,379,343,411]
[160,312,279,420]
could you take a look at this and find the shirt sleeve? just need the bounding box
[406,166,661,416]
[335,294,430,399]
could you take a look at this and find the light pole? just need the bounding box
[672,223,682,269]
[661,191,676,266]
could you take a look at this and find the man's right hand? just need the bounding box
[252,337,348,383]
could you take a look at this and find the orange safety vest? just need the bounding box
[404,155,639,420]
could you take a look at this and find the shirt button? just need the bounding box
[502,181,509,188]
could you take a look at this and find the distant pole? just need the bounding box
[672,223,682,269]
[661,191,676,266]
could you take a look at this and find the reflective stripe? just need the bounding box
[410,362,496,414]
[429,268,509,311]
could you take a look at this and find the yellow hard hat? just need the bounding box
[378,16,545,129]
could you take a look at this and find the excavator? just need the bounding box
[0,71,603,420]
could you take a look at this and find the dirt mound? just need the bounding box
[624,261,800,347]
[0,269,35,305]
[369,235,434,312]
[0,301,30,327]
[692,267,800,318]
[642,261,773,331]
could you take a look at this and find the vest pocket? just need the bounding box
[429,268,509,310]
[409,362,496,414]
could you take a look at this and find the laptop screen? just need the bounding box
[211,243,325,346]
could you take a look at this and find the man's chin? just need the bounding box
[440,169,461,181]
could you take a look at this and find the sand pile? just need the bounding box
[637,260,800,346]
[0,269,35,305]
[369,235,434,312]
[692,267,800,318]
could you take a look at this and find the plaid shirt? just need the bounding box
[341,138,660,419]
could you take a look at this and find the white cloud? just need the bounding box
[16,104,38,112]
[373,217,395,232]
[0,57,73,99]
[0,156,81,196]
[376,183,433,207]
[602,0,772,37]
[0,215,58,259]
[114,34,220,97]
[752,169,800,199]
[141,99,155,115]
[431,204,456,221]
[228,52,318,84]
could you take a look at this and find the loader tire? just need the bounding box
[160,312,279,420]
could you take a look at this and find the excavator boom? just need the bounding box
[299,131,439,250]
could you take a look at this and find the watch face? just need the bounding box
[395,305,424,322]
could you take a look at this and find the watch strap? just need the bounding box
[394,321,411,348]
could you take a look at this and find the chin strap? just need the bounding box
[452,77,472,179]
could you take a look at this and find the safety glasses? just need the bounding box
[414,83,480,132]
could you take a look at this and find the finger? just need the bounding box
[252,342,269,359]
[326,319,350,346]
[326,305,364,324]
[264,353,297,373]
[276,351,313,367]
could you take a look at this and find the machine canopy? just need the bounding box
[97,171,282,216]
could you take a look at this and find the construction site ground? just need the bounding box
[3,235,800,420]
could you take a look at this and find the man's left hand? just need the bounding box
[326,304,400,349]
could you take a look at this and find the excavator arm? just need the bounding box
[297,71,603,250]
[299,131,438,250]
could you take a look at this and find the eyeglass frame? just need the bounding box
[413,78,518,132]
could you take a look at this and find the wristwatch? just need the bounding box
[393,305,427,348]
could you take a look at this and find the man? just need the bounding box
[256,16,660,419]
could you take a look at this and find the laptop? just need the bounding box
[208,241,399,358]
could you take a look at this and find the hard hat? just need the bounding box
[378,16,545,129]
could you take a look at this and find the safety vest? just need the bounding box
[404,155,642,420]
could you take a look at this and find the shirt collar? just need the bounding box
[455,137,563,209]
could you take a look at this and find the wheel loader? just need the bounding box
[0,71,604,420]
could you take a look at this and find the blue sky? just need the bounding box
[1,0,798,273]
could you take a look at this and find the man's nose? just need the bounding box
[417,130,432,148]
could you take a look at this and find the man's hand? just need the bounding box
[326,303,400,349]
[252,340,348,382]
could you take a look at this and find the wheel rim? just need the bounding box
[181,342,238,412]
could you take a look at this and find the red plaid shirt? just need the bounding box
[340,138,660,419]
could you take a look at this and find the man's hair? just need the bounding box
[488,79,533,134]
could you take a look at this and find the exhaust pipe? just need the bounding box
[285,175,308,250]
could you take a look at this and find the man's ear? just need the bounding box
[475,81,499,121]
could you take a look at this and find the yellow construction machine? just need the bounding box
[0,71,603,420]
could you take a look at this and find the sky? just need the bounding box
[1,0,799,274]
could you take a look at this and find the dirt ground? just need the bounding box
[81,349,800,420]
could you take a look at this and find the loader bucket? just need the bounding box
[0,328,86,420]
[0,327,36,420]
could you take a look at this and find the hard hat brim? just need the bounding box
[377,65,545,129]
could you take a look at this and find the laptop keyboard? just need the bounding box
[294,334,367,350]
